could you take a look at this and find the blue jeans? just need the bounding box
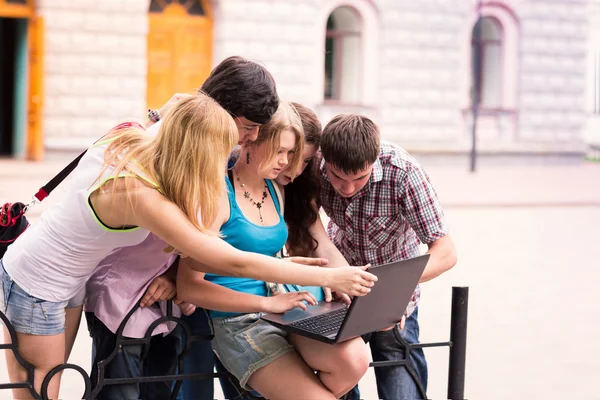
[86,312,183,400]
[178,309,255,400]
[176,309,215,399]
[215,358,257,400]
[346,308,428,400]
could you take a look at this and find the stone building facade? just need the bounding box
[0,0,597,160]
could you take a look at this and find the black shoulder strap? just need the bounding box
[32,120,146,203]
[33,150,87,202]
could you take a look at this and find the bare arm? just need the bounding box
[420,235,457,283]
[97,186,377,296]
[306,215,354,303]
[177,259,265,312]
[308,214,350,268]
[177,258,318,313]
[146,93,193,129]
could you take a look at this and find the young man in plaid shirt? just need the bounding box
[319,115,457,400]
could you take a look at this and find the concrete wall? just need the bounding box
[377,0,469,149]
[585,0,600,146]
[38,0,148,150]
[517,0,589,152]
[36,0,594,158]
[211,0,591,155]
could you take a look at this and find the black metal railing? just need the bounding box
[0,286,468,400]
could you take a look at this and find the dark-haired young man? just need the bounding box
[85,56,280,400]
[319,115,458,400]
[201,55,278,145]
[147,55,279,145]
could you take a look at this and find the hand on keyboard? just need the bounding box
[261,291,318,314]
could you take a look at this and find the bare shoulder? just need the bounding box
[95,176,157,196]
[101,177,166,216]
[208,192,230,232]
[100,119,147,141]
[114,118,146,130]
[87,176,165,228]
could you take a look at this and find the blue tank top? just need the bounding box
[205,174,288,318]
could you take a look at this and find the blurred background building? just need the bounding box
[0,0,599,161]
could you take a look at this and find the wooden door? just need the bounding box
[147,0,212,110]
[26,15,43,161]
[0,0,38,159]
[0,0,34,19]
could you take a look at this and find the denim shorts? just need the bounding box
[211,313,295,390]
[66,286,86,309]
[0,260,69,335]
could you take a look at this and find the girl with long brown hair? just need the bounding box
[177,102,370,400]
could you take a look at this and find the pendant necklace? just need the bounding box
[235,171,269,223]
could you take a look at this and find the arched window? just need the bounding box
[149,0,206,15]
[471,17,503,108]
[324,6,361,103]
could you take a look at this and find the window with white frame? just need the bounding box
[471,17,503,108]
[324,6,361,103]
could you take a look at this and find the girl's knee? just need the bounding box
[353,345,371,378]
[340,340,370,380]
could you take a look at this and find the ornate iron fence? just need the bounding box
[0,287,468,400]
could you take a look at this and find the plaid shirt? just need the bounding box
[320,141,449,318]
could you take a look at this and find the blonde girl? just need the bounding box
[0,95,376,399]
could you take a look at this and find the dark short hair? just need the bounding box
[320,114,380,174]
[291,102,322,147]
[200,56,279,125]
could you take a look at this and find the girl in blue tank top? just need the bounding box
[177,102,371,400]
[202,174,288,318]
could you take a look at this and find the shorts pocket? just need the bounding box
[212,314,263,356]
[220,313,261,336]
[1,273,13,313]
[234,317,262,337]
[31,297,66,323]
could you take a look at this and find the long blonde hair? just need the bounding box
[248,101,304,178]
[99,93,237,233]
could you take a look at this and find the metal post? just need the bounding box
[447,287,469,400]
[470,0,483,173]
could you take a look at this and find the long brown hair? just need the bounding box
[99,93,237,233]
[285,103,323,256]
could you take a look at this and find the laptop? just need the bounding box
[261,254,429,344]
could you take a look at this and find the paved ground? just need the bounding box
[1,158,600,399]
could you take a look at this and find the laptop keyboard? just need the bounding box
[290,307,348,335]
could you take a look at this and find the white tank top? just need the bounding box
[2,132,157,302]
